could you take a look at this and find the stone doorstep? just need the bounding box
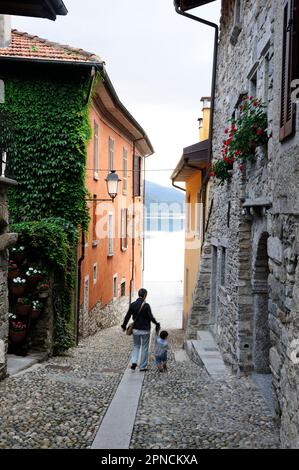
[7,352,48,376]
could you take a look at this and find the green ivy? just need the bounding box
[1,75,91,229]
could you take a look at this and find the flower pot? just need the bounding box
[10,285,26,297]
[9,329,27,344]
[27,275,43,286]
[12,253,25,264]
[8,269,19,280]
[16,304,31,317]
[31,308,42,320]
[39,291,49,299]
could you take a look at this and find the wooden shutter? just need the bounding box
[280,0,296,141]
[133,155,141,197]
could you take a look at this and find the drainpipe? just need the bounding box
[76,230,85,345]
[174,2,219,169]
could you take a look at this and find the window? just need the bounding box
[121,208,128,251]
[221,248,226,286]
[121,281,126,297]
[230,0,242,45]
[186,194,191,233]
[249,71,257,98]
[94,121,99,179]
[108,212,114,256]
[113,275,118,298]
[280,0,298,141]
[109,137,114,171]
[93,263,97,284]
[123,148,128,194]
[133,155,141,197]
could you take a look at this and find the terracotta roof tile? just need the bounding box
[0,30,103,64]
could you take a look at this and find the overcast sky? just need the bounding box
[13,0,220,187]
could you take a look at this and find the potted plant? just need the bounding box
[10,277,26,297]
[26,267,44,286]
[16,297,31,317]
[31,300,44,320]
[37,282,50,298]
[8,260,19,280]
[9,314,27,344]
[10,245,26,264]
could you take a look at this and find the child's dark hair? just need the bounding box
[160,330,168,340]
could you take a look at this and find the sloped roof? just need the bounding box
[171,140,210,182]
[0,0,68,21]
[0,30,102,64]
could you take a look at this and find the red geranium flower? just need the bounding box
[239,164,244,172]
[256,128,264,136]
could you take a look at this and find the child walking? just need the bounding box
[155,329,169,372]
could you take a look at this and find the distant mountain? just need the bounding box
[145,180,185,211]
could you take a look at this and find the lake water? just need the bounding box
[143,230,185,330]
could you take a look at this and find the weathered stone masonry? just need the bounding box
[186,0,299,447]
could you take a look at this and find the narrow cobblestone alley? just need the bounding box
[0,325,280,449]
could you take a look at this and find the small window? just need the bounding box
[93,263,97,284]
[249,71,257,98]
[230,0,242,46]
[121,281,126,297]
[123,148,128,194]
[94,121,99,179]
[109,137,114,171]
[113,275,118,298]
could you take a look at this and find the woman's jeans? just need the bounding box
[131,333,150,369]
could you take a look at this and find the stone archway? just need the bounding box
[252,232,271,373]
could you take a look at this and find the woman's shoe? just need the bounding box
[130,363,137,370]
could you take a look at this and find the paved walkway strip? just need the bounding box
[91,368,145,449]
[190,330,230,379]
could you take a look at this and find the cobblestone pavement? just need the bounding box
[130,329,280,449]
[0,327,280,449]
[0,326,131,449]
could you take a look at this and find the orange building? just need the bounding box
[79,71,153,338]
[171,97,210,329]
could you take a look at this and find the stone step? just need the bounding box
[186,330,230,379]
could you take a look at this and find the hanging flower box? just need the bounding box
[8,260,19,280]
[9,316,27,344]
[31,300,44,320]
[26,267,44,286]
[10,277,26,297]
[10,246,26,264]
[16,298,31,317]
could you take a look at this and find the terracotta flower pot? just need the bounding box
[16,304,31,317]
[31,308,42,320]
[12,253,25,264]
[39,291,49,299]
[8,269,19,280]
[27,275,43,286]
[9,329,27,344]
[10,285,26,297]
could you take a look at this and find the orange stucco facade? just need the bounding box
[79,95,147,335]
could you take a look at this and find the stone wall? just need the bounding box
[79,295,130,339]
[188,0,299,447]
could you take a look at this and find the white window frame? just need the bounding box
[108,212,114,256]
[94,121,99,180]
[121,208,129,251]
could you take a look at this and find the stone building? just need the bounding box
[186,0,299,447]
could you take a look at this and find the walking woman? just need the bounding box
[121,288,160,371]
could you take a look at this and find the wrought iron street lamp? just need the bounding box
[174,0,214,12]
[105,170,121,201]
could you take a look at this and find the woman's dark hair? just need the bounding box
[160,331,168,340]
[138,288,147,299]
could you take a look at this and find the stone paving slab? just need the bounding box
[7,353,47,376]
[91,368,145,449]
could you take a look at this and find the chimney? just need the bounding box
[0,15,11,48]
